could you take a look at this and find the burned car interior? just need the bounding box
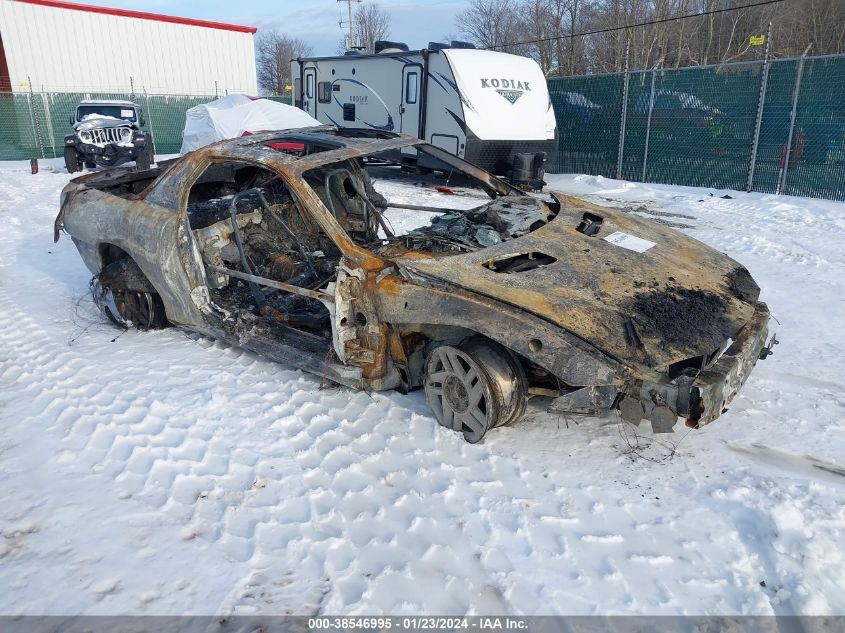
[184,141,563,342]
[56,128,775,443]
[187,160,339,338]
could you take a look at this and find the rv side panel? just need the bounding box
[421,51,467,160]
[298,53,425,136]
[291,47,557,179]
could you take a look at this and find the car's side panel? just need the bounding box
[374,273,623,388]
[61,186,204,328]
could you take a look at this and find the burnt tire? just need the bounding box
[92,278,168,330]
[64,147,81,173]
[423,339,526,443]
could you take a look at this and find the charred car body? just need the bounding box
[64,100,155,172]
[55,128,774,442]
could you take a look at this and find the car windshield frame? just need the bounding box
[76,105,137,122]
[298,143,524,255]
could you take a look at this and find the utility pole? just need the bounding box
[616,37,630,180]
[747,22,772,192]
[641,49,664,183]
[337,0,361,50]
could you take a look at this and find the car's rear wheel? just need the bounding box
[92,278,168,330]
[424,339,526,443]
[64,147,81,173]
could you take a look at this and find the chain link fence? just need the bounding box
[5,57,845,202]
[0,91,292,161]
[549,53,845,200]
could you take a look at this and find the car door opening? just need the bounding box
[187,160,338,337]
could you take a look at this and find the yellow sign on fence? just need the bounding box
[749,34,766,46]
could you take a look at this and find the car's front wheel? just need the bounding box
[424,339,526,443]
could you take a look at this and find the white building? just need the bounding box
[0,0,258,94]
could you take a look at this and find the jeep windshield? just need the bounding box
[76,105,136,122]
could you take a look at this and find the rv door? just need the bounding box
[303,68,317,118]
[400,64,422,155]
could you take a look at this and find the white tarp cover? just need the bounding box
[180,95,321,154]
[443,49,556,142]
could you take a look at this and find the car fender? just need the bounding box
[375,271,625,387]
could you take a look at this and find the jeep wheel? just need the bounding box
[64,147,81,173]
[424,339,526,443]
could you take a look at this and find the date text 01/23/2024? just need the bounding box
[307,617,529,630]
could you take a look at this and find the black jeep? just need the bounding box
[64,101,155,172]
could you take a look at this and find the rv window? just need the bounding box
[306,74,314,99]
[318,81,332,103]
[405,72,418,104]
[294,78,302,106]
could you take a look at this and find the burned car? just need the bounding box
[54,128,775,442]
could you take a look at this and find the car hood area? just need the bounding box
[394,193,760,372]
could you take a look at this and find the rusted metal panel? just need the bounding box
[375,273,623,387]
[395,193,759,372]
[686,302,770,427]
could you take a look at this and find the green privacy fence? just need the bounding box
[548,53,845,201]
[0,92,293,161]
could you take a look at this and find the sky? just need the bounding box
[75,0,469,55]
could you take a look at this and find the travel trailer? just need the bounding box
[291,41,557,187]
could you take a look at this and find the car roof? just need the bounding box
[201,127,425,168]
[78,100,139,107]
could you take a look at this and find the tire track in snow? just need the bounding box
[0,275,525,613]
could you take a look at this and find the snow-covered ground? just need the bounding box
[0,162,843,616]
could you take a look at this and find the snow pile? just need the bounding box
[0,165,843,616]
[79,114,129,125]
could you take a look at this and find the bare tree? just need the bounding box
[549,0,573,74]
[256,32,312,95]
[347,3,391,53]
[456,0,522,49]
[518,0,556,74]
[454,0,845,76]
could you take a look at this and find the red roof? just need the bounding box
[14,0,258,34]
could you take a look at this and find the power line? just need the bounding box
[497,0,787,50]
